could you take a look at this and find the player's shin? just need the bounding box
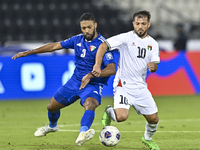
[48,110,60,128]
[80,110,95,132]
[144,122,158,140]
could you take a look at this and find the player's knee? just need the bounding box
[84,99,99,111]
[115,108,129,122]
[47,104,57,113]
[154,116,159,124]
[116,113,128,122]
[47,104,52,112]
[149,115,159,124]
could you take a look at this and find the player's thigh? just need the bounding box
[133,88,158,115]
[113,87,130,120]
[79,84,102,106]
[113,87,130,109]
[54,86,80,106]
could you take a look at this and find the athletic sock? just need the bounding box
[144,122,158,141]
[48,110,60,128]
[80,110,95,132]
[106,107,118,122]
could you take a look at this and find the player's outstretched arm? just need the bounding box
[92,42,108,77]
[12,42,62,60]
[147,62,158,72]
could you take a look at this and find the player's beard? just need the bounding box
[84,30,95,41]
[135,29,148,38]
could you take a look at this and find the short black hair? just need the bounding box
[79,12,96,22]
[133,10,151,22]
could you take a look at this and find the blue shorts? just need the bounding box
[54,77,103,106]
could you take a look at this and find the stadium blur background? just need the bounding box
[0,0,200,100]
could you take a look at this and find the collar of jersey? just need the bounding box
[132,31,149,39]
[84,32,101,42]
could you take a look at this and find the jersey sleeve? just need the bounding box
[60,36,77,49]
[102,51,115,66]
[151,41,160,64]
[105,33,127,51]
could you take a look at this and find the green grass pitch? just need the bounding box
[0,95,200,150]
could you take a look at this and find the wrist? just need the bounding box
[88,73,95,78]
[95,63,101,67]
[24,50,32,55]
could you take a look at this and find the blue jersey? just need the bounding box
[60,33,115,86]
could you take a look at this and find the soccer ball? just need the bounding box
[99,126,121,146]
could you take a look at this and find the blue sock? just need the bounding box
[80,110,95,132]
[48,110,60,128]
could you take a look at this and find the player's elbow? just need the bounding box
[51,42,62,51]
[149,64,158,73]
[149,69,157,73]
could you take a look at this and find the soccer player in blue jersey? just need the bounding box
[12,12,116,145]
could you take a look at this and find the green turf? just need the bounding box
[0,95,200,150]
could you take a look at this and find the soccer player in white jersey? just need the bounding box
[92,10,160,150]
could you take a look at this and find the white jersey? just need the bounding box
[105,31,160,90]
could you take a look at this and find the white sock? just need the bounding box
[144,122,158,141]
[106,107,118,122]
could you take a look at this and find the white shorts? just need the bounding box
[113,87,158,115]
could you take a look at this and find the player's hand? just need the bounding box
[92,64,101,77]
[79,73,94,90]
[12,52,28,60]
[147,62,157,72]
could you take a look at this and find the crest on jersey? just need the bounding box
[147,45,152,51]
[90,45,96,51]
[105,52,113,60]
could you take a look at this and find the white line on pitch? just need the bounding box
[58,118,200,127]
[58,123,101,127]
[59,129,200,133]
